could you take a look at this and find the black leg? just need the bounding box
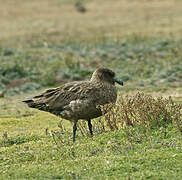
[73,122,77,142]
[88,119,93,136]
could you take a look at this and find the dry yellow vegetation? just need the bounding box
[1,0,182,47]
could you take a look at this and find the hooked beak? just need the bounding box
[114,77,124,86]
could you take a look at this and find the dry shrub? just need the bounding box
[100,92,182,133]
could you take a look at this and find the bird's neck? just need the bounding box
[90,75,103,84]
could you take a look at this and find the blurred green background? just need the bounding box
[0,0,182,95]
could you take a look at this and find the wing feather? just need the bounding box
[29,81,95,112]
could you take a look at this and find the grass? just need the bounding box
[1,135,182,179]
[1,39,182,95]
[0,93,182,179]
[0,0,182,179]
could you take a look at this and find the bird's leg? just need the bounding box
[73,121,77,142]
[88,119,93,136]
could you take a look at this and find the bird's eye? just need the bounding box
[108,71,114,77]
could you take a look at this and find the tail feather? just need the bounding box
[22,98,48,111]
[22,99,33,103]
[22,98,37,108]
[22,88,59,111]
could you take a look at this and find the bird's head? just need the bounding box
[91,67,123,86]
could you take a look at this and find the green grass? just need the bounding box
[1,129,182,179]
[1,38,182,95]
[1,124,182,179]
[0,93,182,179]
[0,0,182,179]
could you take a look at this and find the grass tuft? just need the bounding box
[0,135,43,147]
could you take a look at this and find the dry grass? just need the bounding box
[1,0,182,47]
[98,93,182,132]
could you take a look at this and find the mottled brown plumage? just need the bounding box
[23,68,123,142]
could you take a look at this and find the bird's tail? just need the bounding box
[22,98,49,111]
[22,99,36,108]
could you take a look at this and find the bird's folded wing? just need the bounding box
[30,81,98,111]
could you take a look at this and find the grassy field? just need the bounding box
[0,0,182,179]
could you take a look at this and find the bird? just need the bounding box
[22,68,123,142]
[75,2,87,13]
